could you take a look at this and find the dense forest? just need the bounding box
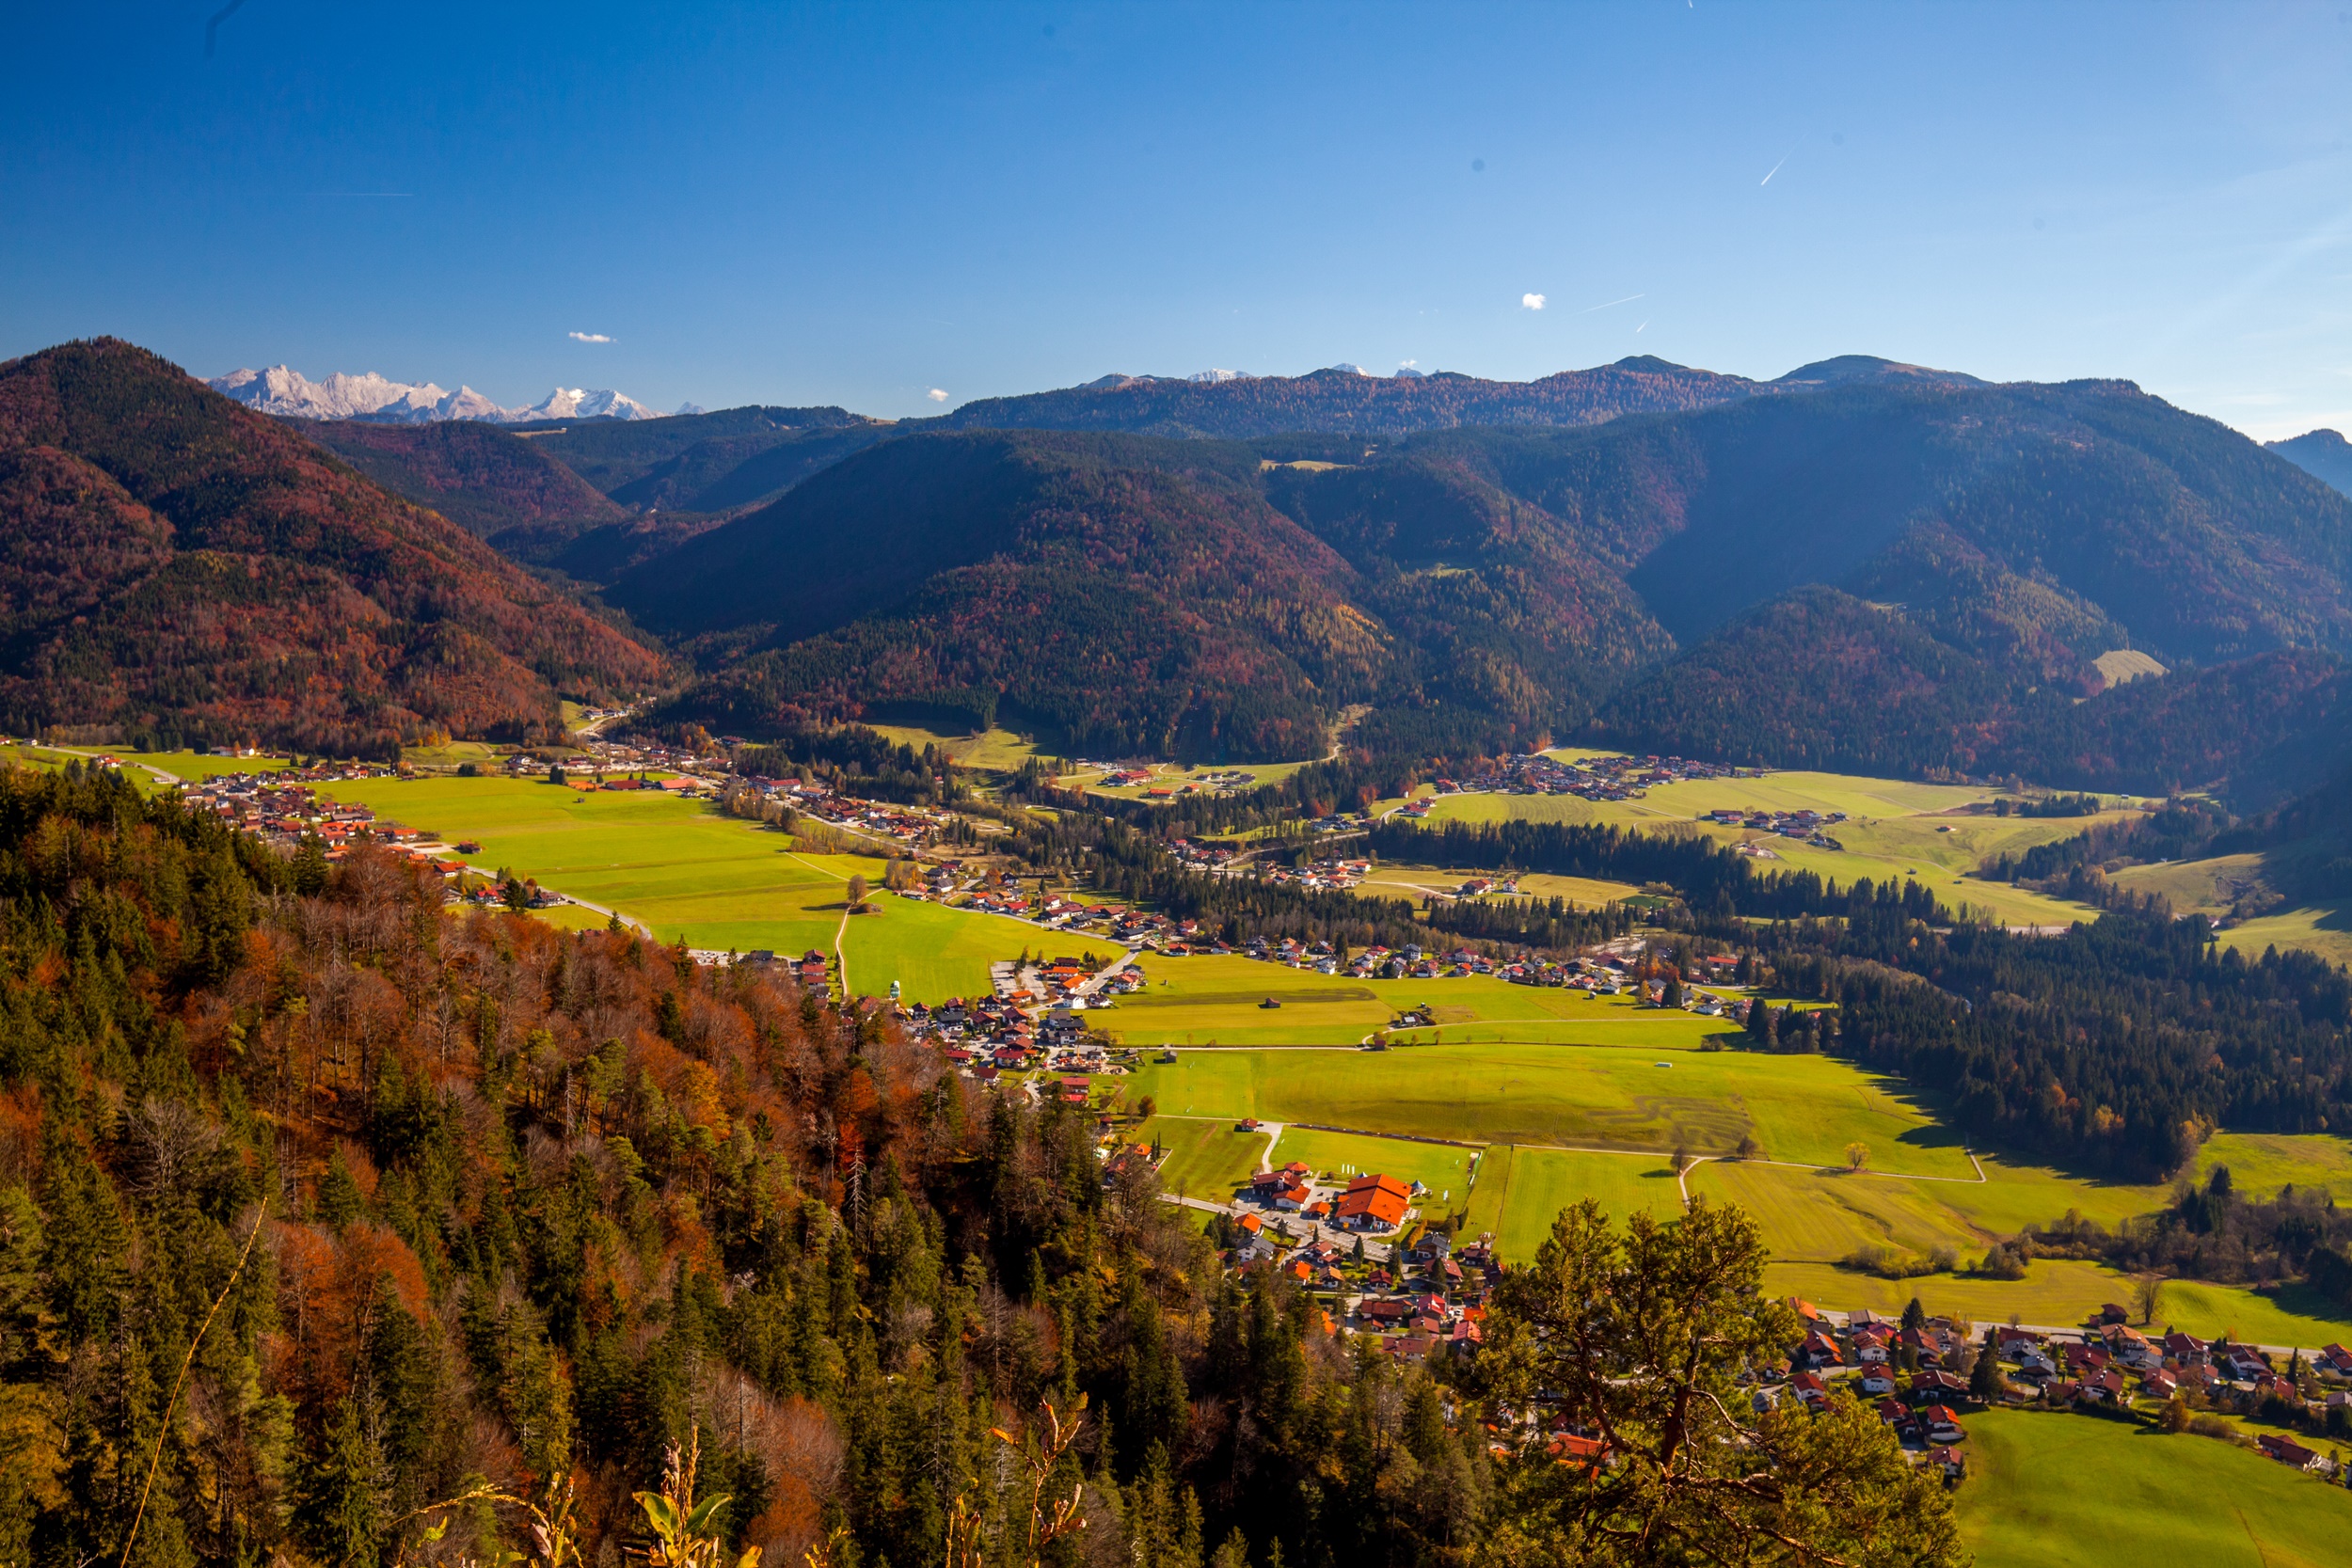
[288,420,628,543]
[910,357,1763,440]
[1735,900,2352,1180]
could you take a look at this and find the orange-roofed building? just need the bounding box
[1336,1173,1412,1232]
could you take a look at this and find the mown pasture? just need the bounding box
[1130,1006,2352,1341]
[1100,953,1756,1049]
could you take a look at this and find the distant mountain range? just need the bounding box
[595,372,2352,795]
[15,337,2352,796]
[208,363,681,424]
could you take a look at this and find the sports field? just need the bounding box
[1958,1408,2352,1567]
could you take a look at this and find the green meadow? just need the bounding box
[1460,1145,1683,1260]
[318,778,1037,999]
[1413,768,2117,928]
[1958,1408,2352,1568]
[841,894,1048,1003]
[1102,953,1756,1048]
[1122,1036,1976,1178]
[1142,1116,1272,1200]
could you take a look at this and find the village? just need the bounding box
[1167,1148,2352,1486]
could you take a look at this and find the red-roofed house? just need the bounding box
[1336,1173,1413,1232]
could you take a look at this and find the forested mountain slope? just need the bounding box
[0,339,668,752]
[2271,428,2352,498]
[612,432,1383,760]
[600,373,2352,784]
[289,418,628,541]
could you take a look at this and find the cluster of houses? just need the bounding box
[734,775,941,847]
[1088,765,1262,798]
[1772,1303,2352,1482]
[907,977,1133,1085]
[184,774,381,847]
[1257,856,1371,892]
[1219,1193,1503,1366]
[1703,805,1849,848]
[1241,1161,1427,1232]
[1423,752,1746,804]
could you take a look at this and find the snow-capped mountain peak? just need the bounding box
[206,364,671,424]
[511,387,660,422]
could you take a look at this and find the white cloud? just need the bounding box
[1521,293,1546,310]
[568,331,612,343]
[927,388,949,403]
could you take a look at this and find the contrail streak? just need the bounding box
[1760,156,1788,185]
[1581,293,1646,313]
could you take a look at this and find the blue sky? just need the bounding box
[4,1,2350,436]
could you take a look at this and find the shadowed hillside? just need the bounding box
[0,339,669,752]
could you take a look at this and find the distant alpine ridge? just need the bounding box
[207,364,678,424]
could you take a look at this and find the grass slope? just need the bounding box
[324,777,877,959]
[1959,1408,2352,1568]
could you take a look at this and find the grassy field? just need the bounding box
[1462,1145,1683,1260]
[868,725,1042,771]
[119,750,294,783]
[1351,863,1644,910]
[1414,770,2118,928]
[1958,1408,2352,1567]
[1515,872,1648,906]
[2109,851,2268,917]
[2219,903,2352,968]
[324,777,885,959]
[841,893,1050,1003]
[1121,1037,1975,1177]
[1142,1116,1270,1200]
[1061,755,1328,800]
[1101,953,1759,1049]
